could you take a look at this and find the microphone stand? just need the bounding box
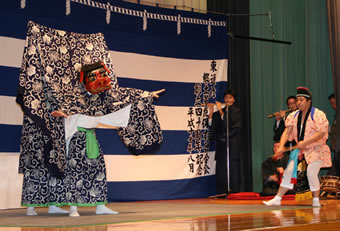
[226,105,231,195]
[208,104,231,199]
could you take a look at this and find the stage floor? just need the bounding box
[0,198,340,230]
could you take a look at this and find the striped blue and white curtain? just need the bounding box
[0,0,228,203]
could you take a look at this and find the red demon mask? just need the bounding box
[79,61,112,94]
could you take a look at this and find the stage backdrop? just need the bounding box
[0,0,228,207]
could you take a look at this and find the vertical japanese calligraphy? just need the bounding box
[187,60,217,176]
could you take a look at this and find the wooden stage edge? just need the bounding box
[0,198,340,231]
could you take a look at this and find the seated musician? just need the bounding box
[261,142,291,196]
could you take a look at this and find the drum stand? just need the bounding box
[320,175,340,199]
[320,190,340,199]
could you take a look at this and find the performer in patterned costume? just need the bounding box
[17,21,164,216]
[263,87,331,207]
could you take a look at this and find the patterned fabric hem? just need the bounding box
[22,201,108,207]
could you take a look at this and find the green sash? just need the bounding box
[77,127,100,159]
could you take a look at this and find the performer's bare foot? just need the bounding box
[26,207,38,216]
[48,205,69,214]
[95,204,119,215]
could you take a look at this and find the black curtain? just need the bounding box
[207,0,252,191]
[327,1,340,176]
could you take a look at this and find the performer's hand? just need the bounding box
[51,111,68,118]
[152,89,165,98]
[272,145,285,160]
[274,113,281,120]
[206,103,215,118]
[279,110,286,118]
[274,110,285,120]
[276,146,285,155]
[272,152,284,161]
[276,167,284,175]
[269,174,279,182]
[215,101,222,110]
[296,140,307,150]
[215,101,224,117]
[207,103,215,111]
[298,150,304,161]
[207,103,214,109]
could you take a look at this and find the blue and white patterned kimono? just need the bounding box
[17,21,162,206]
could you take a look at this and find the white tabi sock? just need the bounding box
[95,204,119,215]
[48,205,69,214]
[69,205,80,217]
[263,195,282,206]
[26,207,38,216]
[312,197,321,207]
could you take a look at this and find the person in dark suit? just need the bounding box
[208,90,241,194]
[327,93,340,176]
[273,96,297,145]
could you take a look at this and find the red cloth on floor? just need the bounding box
[226,192,295,200]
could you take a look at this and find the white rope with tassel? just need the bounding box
[208,18,212,38]
[66,0,71,15]
[20,0,26,9]
[143,10,147,31]
[106,2,111,24]
[61,0,227,34]
[64,0,226,28]
[177,14,181,35]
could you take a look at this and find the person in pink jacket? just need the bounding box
[264,87,331,207]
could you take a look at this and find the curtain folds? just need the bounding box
[327,0,340,154]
